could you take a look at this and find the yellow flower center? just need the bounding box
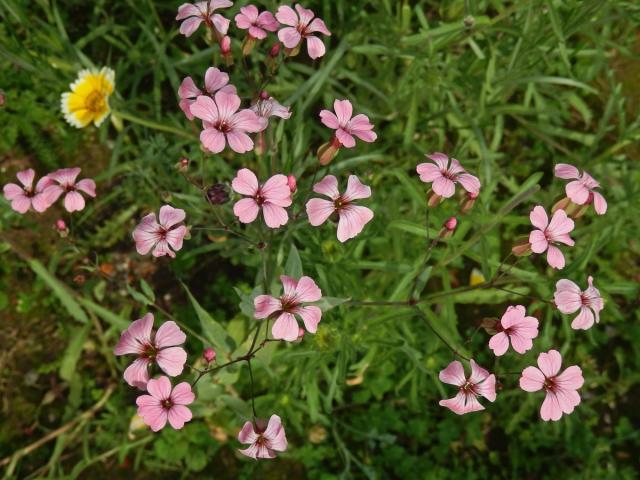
[85,90,106,113]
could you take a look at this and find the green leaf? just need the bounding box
[140,279,155,303]
[60,324,90,381]
[284,243,303,278]
[314,297,351,311]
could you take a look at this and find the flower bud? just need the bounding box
[511,236,533,256]
[284,43,301,58]
[269,42,281,58]
[259,90,270,101]
[206,183,230,205]
[444,217,457,231]
[464,15,475,28]
[287,175,297,193]
[55,219,69,238]
[242,35,256,56]
[203,347,216,363]
[480,317,500,335]
[294,327,305,343]
[317,137,341,165]
[427,190,442,208]
[460,190,478,213]
[177,157,189,171]
[220,36,233,65]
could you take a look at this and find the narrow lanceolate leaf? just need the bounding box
[284,243,303,279]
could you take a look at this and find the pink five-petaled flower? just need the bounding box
[132,205,188,258]
[175,0,232,38]
[488,305,539,356]
[254,275,322,342]
[114,313,187,389]
[190,92,264,154]
[178,67,237,120]
[305,175,374,243]
[3,169,54,214]
[232,169,291,228]
[554,276,604,330]
[319,100,377,148]
[439,360,496,415]
[44,167,96,213]
[529,205,575,269]
[555,163,607,215]
[416,153,481,199]
[276,4,331,59]
[136,376,195,431]
[235,5,278,40]
[520,349,584,422]
[238,414,288,459]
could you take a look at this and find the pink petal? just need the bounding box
[257,11,278,32]
[261,174,292,205]
[233,198,260,224]
[343,175,371,201]
[3,183,24,201]
[294,276,322,302]
[178,76,201,100]
[248,25,267,40]
[432,176,456,198]
[554,163,580,179]
[154,321,186,348]
[295,4,314,25]
[271,312,299,342]
[210,13,230,34]
[179,17,203,37]
[31,192,52,213]
[204,67,230,94]
[254,295,282,319]
[278,27,301,48]
[152,239,175,258]
[114,313,155,355]
[156,347,187,377]
[159,205,185,229]
[75,179,96,197]
[10,195,32,214]
[165,226,187,252]
[297,306,322,333]
[335,128,356,148]
[123,357,151,389]
[475,373,496,402]
[200,127,227,153]
[439,391,484,415]
[232,168,259,196]
[426,152,449,170]
[547,209,575,236]
[566,180,590,205]
[238,421,258,444]
[190,95,219,123]
[529,206,549,230]
[275,5,298,26]
[554,279,582,313]
[319,110,339,129]
[230,109,264,132]
[336,205,374,242]
[546,245,565,269]
[540,392,563,421]
[416,163,443,183]
[171,381,196,405]
[488,332,510,356]
[457,173,481,195]
[133,214,161,255]
[537,350,562,378]
[469,359,491,385]
[175,3,201,20]
[264,415,287,451]
[226,130,255,154]
[592,192,607,215]
[306,35,326,59]
[333,100,353,126]
[500,305,525,328]
[235,13,253,30]
[238,444,260,459]
[520,366,545,392]
[16,169,35,188]
[262,203,289,228]
[179,99,195,120]
[306,198,335,226]
[529,229,549,254]
[214,91,241,121]
[313,175,340,199]
[281,275,298,297]
[307,18,331,36]
[556,365,584,390]
[147,376,172,400]
[439,360,466,387]
[509,333,534,355]
[570,306,594,330]
[64,191,86,212]
[136,399,167,431]
[168,404,192,429]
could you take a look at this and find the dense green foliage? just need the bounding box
[1,0,639,478]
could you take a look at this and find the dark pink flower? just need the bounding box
[132,205,188,258]
[555,164,607,215]
[520,349,584,421]
[235,5,278,40]
[254,275,322,342]
[276,4,331,59]
[232,169,292,228]
[529,206,575,269]
[3,168,54,213]
[136,376,194,431]
[175,0,232,37]
[43,167,96,213]
[416,153,480,198]
[319,100,376,148]
[488,305,539,356]
[114,313,187,389]
[238,414,288,459]
[554,276,604,330]
[305,175,374,242]
[439,360,496,414]
[178,67,237,120]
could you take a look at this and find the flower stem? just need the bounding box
[112,110,195,140]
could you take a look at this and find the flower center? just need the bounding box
[441,169,457,181]
[580,293,591,307]
[85,90,106,113]
[142,343,157,360]
[543,377,557,392]
[161,398,173,409]
[334,196,348,211]
[255,191,265,205]
[215,121,231,133]
[461,381,477,395]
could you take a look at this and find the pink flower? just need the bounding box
[43,167,96,213]
[319,100,377,148]
[132,205,188,258]
[520,349,584,421]
[529,206,575,269]
[231,169,292,228]
[305,175,374,242]
[488,305,539,356]
[175,0,232,37]
[3,168,54,213]
[238,414,288,459]
[178,67,237,120]
[136,376,195,431]
[254,275,322,342]
[190,92,264,154]
[276,4,331,59]
[554,276,604,330]
[114,313,188,389]
[235,5,278,40]
[439,360,496,414]
[555,163,607,215]
[251,96,291,129]
[416,153,481,198]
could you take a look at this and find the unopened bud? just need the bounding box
[203,348,216,363]
[55,219,69,238]
[269,42,281,58]
[512,236,533,256]
[177,157,189,171]
[242,35,256,56]
[260,90,269,100]
[220,36,233,65]
[480,317,500,335]
[317,137,341,165]
[294,327,305,343]
[444,217,457,231]
[551,196,571,214]
[427,190,442,208]
[460,190,478,213]
[287,175,297,193]
[284,43,301,58]
[464,15,475,28]
[206,183,230,205]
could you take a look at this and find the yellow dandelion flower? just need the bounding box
[61,67,115,128]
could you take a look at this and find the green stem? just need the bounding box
[112,110,195,140]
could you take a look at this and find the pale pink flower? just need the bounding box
[136,376,195,431]
[554,276,604,330]
[43,167,96,213]
[238,414,288,459]
[190,92,264,154]
[305,175,374,243]
[555,163,607,215]
[254,275,322,342]
[175,0,232,37]
[251,96,291,130]
[3,168,54,213]
[416,153,481,198]
[439,360,496,414]
[178,67,237,120]
[231,168,292,228]
[132,205,188,258]
[114,313,187,389]
[520,349,584,421]
[276,4,331,59]
[529,206,575,269]
[319,100,377,148]
[235,5,278,40]
[488,305,539,356]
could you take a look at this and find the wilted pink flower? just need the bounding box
[3,169,54,213]
[555,164,607,215]
[136,376,195,431]
[178,67,237,120]
[132,205,188,258]
[44,167,96,213]
[520,349,584,421]
[529,206,575,269]
[554,276,604,330]
[276,4,331,59]
[176,0,232,37]
[232,169,292,228]
[235,5,278,39]
[319,100,376,148]
[417,153,481,198]
[251,96,291,130]
[488,305,539,356]
[114,313,187,389]
[190,92,264,154]
[306,175,374,242]
[439,360,496,414]
[238,414,288,459]
[254,275,322,342]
